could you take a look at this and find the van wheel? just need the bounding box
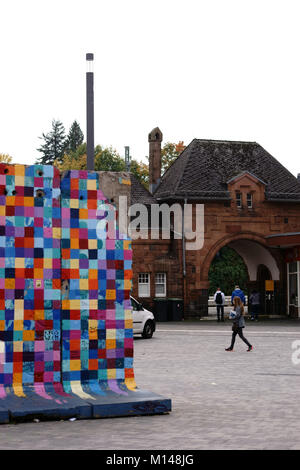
[142,321,154,339]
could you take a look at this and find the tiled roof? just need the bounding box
[130,174,157,206]
[154,139,300,201]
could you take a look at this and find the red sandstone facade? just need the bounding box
[131,131,300,318]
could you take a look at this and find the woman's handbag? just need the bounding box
[232,323,239,332]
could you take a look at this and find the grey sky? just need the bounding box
[1,0,299,176]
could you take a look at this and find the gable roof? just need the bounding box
[130,174,157,206]
[154,139,300,201]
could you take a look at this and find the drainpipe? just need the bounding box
[182,198,187,314]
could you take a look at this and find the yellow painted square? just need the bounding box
[89,299,98,310]
[88,239,97,249]
[52,227,61,239]
[15,176,25,186]
[125,319,133,329]
[13,341,23,352]
[43,258,52,269]
[70,259,79,269]
[123,240,131,250]
[14,165,25,176]
[14,320,23,331]
[70,360,81,371]
[15,299,24,310]
[87,179,97,190]
[124,280,132,290]
[70,198,79,209]
[107,369,116,379]
[106,329,116,340]
[80,279,89,290]
[69,299,80,310]
[15,258,25,268]
[0,206,5,216]
[0,320,5,331]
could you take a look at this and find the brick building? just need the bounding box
[130,128,300,318]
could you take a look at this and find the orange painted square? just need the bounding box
[34,258,43,268]
[70,179,79,189]
[70,238,79,249]
[89,359,98,370]
[79,208,88,220]
[87,199,97,210]
[34,269,43,279]
[13,373,23,383]
[106,339,116,349]
[13,363,23,373]
[124,269,133,279]
[70,228,79,239]
[70,269,79,279]
[0,320,4,331]
[24,237,34,248]
[23,330,35,341]
[34,310,44,320]
[5,279,15,289]
[15,268,25,279]
[89,269,97,279]
[89,279,98,290]
[24,197,34,207]
[24,310,34,320]
[70,340,81,351]
[62,248,70,259]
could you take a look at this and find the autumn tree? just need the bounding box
[0,154,12,164]
[161,141,185,174]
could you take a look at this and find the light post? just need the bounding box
[86,53,94,171]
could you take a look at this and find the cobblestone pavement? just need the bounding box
[0,319,300,450]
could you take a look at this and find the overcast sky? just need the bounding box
[1,0,300,176]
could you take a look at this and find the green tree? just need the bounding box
[130,159,149,189]
[208,246,249,296]
[37,119,67,165]
[65,121,84,154]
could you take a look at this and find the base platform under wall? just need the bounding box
[0,389,171,424]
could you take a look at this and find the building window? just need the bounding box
[155,273,167,297]
[236,192,242,208]
[288,262,298,307]
[247,193,253,208]
[138,273,150,297]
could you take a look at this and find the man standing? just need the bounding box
[231,285,246,306]
[214,287,225,322]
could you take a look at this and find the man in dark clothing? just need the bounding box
[214,287,225,322]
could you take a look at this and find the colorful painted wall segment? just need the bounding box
[0,164,171,422]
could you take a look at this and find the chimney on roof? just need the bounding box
[148,127,163,194]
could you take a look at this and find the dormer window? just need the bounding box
[247,193,253,208]
[236,192,242,208]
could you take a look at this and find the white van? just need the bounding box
[130,296,156,339]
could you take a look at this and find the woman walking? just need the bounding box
[225,296,253,351]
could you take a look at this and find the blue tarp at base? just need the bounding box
[0,389,171,423]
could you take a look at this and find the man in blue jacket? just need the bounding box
[231,285,246,305]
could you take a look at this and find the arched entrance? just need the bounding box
[201,233,283,316]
